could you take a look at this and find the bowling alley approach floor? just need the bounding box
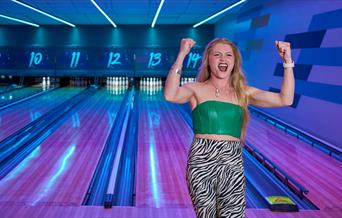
[0,204,341,218]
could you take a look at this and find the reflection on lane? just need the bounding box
[31,144,76,205]
[148,110,161,207]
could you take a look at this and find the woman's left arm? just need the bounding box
[247,41,295,108]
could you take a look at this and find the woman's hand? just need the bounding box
[179,38,196,56]
[275,41,292,63]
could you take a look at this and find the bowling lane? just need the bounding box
[0,89,125,206]
[0,86,43,105]
[135,91,193,207]
[246,114,342,209]
[0,85,13,93]
[0,87,83,141]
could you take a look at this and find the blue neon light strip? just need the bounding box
[193,0,247,28]
[0,14,39,27]
[11,0,75,27]
[90,0,117,28]
[151,0,165,28]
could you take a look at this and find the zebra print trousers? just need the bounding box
[186,138,246,218]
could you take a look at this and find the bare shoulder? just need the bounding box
[182,81,208,96]
[182,81,207,109]
[182,81,203,90]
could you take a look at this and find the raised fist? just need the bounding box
[179,38,196,56]
[275,41,292,63]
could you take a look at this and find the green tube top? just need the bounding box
[192,100,243,138]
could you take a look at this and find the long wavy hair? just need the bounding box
[197,38,249,142]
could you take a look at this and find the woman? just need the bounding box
[164,38,294,218]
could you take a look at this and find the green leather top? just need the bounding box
[192,100,243,138]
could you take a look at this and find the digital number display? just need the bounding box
[135,49,173,72]
[184,49,203,71]
[9,48,54,70]
[96,48,134,71]
[56,48,90,70]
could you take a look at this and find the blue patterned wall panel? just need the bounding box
[285,30,326,48]
[309,8,342,31]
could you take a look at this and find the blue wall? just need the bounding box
[215,0,342,147]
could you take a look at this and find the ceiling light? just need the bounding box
[90,0,117,28]
[193,0,247,28]
[0,14,39,27]
[151,0,165,28]
[11,0,75,27]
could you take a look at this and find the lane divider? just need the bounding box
[104,88,135,208]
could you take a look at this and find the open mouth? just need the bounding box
[218,63,228,72]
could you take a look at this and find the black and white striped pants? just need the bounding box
[186,138,246,218]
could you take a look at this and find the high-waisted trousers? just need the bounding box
[186,138,246,218]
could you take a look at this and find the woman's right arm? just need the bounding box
[164,38,196,104]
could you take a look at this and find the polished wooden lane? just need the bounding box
[0,90,123,205]
[0,87,82,141]
[135,92,193,208]
[246,114,342,210]
[0,87,43,104]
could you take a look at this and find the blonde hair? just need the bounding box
[197,38,249,142]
